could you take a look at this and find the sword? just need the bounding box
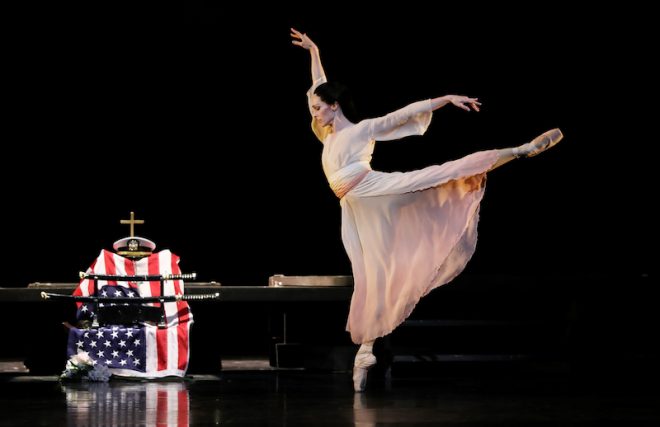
[40,291,220,302]
[79,272,197,281]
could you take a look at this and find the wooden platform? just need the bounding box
[1,274,656,379]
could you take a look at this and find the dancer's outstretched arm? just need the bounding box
[431,95,481,112]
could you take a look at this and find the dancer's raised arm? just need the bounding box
[291,27,326,87]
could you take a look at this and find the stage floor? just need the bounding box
[2,360,659,426]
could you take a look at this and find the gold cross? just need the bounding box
[120,212,144,237]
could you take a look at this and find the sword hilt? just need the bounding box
[181,293,220,301]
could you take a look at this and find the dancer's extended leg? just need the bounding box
[490,128,564,170]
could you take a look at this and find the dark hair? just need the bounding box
[314,82,360,123]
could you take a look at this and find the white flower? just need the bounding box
[70,352,92,366]
[61,351,111,381]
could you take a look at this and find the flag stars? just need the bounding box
[69,278,165,376]
[69,326,147,372]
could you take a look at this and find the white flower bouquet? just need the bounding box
[60,352,112,382]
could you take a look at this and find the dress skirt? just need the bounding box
[341,150,500,344]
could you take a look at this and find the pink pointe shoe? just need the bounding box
[513,128,564,158]
[353,352,377,392]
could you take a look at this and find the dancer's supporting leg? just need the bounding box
[353,340,377,392]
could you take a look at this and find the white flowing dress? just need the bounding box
[308,79,499,344]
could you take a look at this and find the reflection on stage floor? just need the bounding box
[2,360,659,427]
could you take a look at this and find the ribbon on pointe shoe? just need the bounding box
[353,352,376,392]
[513,128,564,158]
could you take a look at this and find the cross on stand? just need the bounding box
[120,211,144,237]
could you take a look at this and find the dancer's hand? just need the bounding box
[447,95,481,112]
[291,28,317,50]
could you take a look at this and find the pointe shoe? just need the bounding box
[513,128,564,158]
[353,353,376,393]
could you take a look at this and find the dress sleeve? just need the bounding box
[306,76,329,142]
[365,99,433,142]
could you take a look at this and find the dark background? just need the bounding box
[3,4,654,286]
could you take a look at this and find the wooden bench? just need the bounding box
[1,274,653,378]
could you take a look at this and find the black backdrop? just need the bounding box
[3,4,654,286]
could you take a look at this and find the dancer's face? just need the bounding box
[311,95,337,127]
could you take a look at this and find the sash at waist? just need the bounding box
[327,161,371,199]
